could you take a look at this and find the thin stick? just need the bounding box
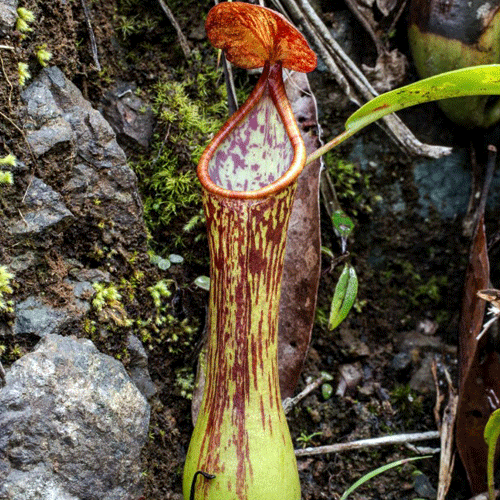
[222,57,238,116]
[0,53,13,110]
[283,373,331,414]
[437,367,458,500]
[80,0,101,71]
[295,430,440,457]
[0,45,14,50]
[157,0,191,59]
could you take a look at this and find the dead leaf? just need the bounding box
[456,217,500,494]
[376,0,399,16]
[278,71,322,399]
[362,49,408,93]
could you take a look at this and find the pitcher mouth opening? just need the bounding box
[197,63,306,200]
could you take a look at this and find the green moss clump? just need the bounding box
[0,266,14,313]
[134,58,228,252]
[323,152,376,216]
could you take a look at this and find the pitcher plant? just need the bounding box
[183,3,316,500]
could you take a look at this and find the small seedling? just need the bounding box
[296,431,322,448]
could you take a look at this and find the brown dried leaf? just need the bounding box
[456,217,500,495]
[376,0,399,16]
[362,49,408,93]
[278,71,322,399]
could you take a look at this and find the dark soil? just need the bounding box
[2,1,499,499]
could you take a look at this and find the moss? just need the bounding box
[175,366,195,399]
[0,266,14,313]
[323,152,376,216]
[390,384,424,427]
[133,58,228,253]
[92,282,132,327]
[17,62,31,87]
[35,45,52,67]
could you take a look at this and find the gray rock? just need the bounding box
[7,251,36,273]
[102,83,155,149]
[21,66,145,247]
[13,296,68,337]
[391,351,412,372]
[0,0,18,32]
[414,472,437,499]
[26,116,74,156]
[9,177,74,235]
[127,334,157,399]
[0,334,150,500]
[413,148,470,218]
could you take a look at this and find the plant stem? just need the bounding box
[305,129,354,165]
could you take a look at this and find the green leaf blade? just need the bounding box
[328,264,358,330]
[484,408,500,500]
[340,456,431,500]
[345,65,500,136]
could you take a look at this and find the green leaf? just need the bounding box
[321,383,333,400]
[168,253,184,264]
[340,456,431,500]
[332,210,354,253]
[320,246,334,259]
[328,264,358,330]
[345,64,500,136]
[484,408,500,500]
[194,275,210,291]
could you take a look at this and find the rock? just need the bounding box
[20,66,146,248]
[0,0,18,32]
[0,334,150,500]
[9,177,74,236]
[391,351,412,372]
[409,353,436,394]
[413,148,471,219]
[101,82,155,149]
[25,116,74,156]
[12,296,68,337]
[413,472,437,499]
[127,334,157,399]
[6,251,36,273]
[336,362,363,397]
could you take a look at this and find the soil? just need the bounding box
[1,1,500,499]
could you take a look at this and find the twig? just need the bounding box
[433,361,458,500]
[222,56,238,115]
[0,45,14,50]
[80,0,101,71]
[295,431,440,457]
[0,53,13,110]
[0,110,37,169]
[157,0,191,59]
[283,373,330,414]
[0,360,5,388]
[405,443,440,455]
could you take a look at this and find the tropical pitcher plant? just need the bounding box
[183,2,500,499]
